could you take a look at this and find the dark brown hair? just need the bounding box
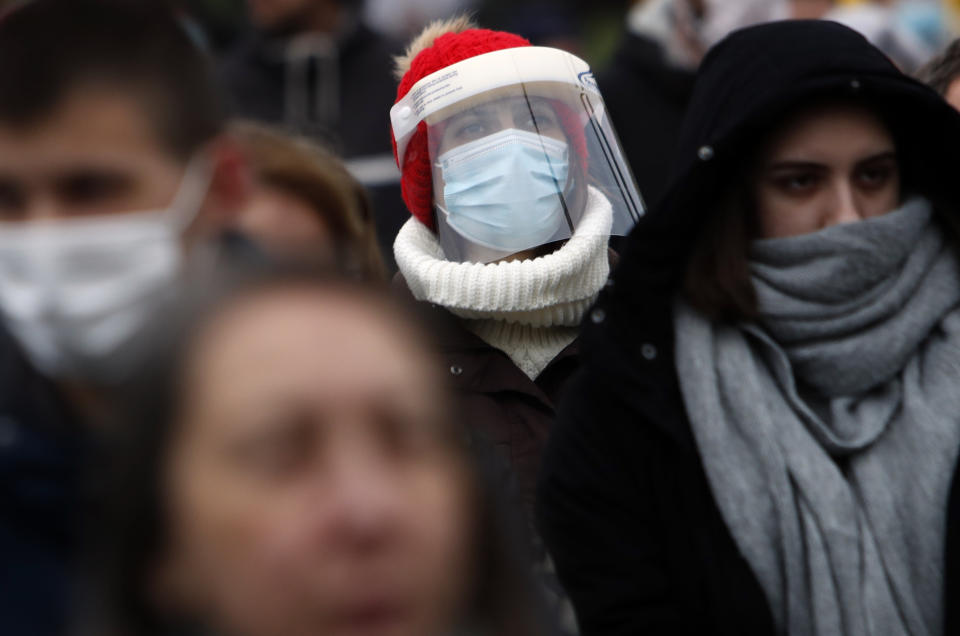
[0,0,224,160]
[682,183,759,321]
[231,121,388,281]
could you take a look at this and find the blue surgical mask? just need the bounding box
[436,128,570,253]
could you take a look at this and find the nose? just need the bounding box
[321,448,403,553]
[827,180,863,227]
[24,193,62,223]
[495,108,515,133]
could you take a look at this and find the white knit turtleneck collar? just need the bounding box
[395,186,613,379]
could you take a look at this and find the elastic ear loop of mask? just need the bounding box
[168,153,216,232]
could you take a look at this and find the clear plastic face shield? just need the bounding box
[391,47,645,263]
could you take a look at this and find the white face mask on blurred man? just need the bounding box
[0,84,247,384]
[0,157,211,380]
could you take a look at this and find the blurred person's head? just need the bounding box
[87,265,545,636]
[0,0,250,385]
[824,1,948,72]
[917,37,960,110]
[790,0,835,20]
[230,121,386,280]
[688,0,791,50]
[629,0,833,69]
[246,0,351,36]
[363,0,476,41]
[474,0,584,53]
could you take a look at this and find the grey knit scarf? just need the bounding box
[674,198,960,636]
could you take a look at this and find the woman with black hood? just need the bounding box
[536,20,960,636]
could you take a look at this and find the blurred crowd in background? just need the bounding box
[6,1,960,636]
[179,0,960,262]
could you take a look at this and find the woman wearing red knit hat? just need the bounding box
[389,16,644,514]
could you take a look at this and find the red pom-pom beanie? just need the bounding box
[392,20,589,234]
[391,19,531,229]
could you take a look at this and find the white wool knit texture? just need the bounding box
[395,186,613,379]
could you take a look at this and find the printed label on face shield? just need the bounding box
[410,69,464,119]
[578,71,598,90]
[391,46,600,169]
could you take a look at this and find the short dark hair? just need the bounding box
[0,0,224,159]
[917,38,960,96]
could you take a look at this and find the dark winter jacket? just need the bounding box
[597,32,695,209]
[536,20,960,636]
[0,327,84,636]
[393,277,580,513]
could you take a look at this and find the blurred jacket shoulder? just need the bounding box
[0,325,84,636]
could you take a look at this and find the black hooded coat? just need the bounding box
[536,21,960,636]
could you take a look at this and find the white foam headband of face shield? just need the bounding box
[390,46,604,169]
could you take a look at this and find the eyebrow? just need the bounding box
[855,150,898,165]
[52,167,134,182]
[446,104,498,126]
[766,150,897,172]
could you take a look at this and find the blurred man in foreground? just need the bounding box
[0,1,248,632]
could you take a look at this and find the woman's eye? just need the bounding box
[246,442,304,475]
[857,165,894,189]
[452,121,488,141]
[518,115,538,131]
[228,417,315,478]
[776,173,819,193]
[369,401,450,462]
[517,106,558,132]
[0,181,25,216]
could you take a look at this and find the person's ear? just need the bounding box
[187,135,254,242]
